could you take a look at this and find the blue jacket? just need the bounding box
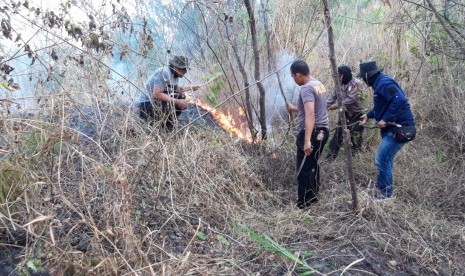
[366,74,415,135]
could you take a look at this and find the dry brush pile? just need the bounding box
[0,100,292,275]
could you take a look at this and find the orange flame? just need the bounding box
[189,98,253,143]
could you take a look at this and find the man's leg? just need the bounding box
[375,133,404,197]
[296,129,329,207]
[160,102,178,130]
[138,102,155,125]
[296,145,313,206]
[296,129,316,206]
[313,129,329,193]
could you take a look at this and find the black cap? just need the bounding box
[357,61,382,78]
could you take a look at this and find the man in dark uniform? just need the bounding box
[326,65,366,160]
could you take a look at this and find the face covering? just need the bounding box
[363,72,381,87]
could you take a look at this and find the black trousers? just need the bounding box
[328,112,364,158]
[296,128,329,204]
[138,101,182,129]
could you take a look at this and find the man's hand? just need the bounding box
[286,102,297,113]
[304,140,313,156]
[377,119,387,128]
[191,85,200,91]
[175,99,188,110]
[359,114,368,125]
[328,103,338,110]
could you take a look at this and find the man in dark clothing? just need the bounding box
[326,65,366,160]
[358,61,416,201]
[286,60,330,209]
[136,55,199,129]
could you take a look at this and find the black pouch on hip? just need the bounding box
[394,125,416,143]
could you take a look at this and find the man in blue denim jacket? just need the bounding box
[358,61,415,201]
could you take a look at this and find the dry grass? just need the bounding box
[0,98,464,275]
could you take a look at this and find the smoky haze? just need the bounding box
[263,51,299,134]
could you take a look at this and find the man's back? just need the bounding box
[297,79,329,130]
[136,66,178,104]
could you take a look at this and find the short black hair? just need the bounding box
[338,65,352,84]
[337,65,351,75]
[290,60,310,76]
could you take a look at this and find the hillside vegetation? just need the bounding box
[1,0,464,275]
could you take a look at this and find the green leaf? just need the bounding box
[26,258,42,273]
[196,231,207,241]
[299,270,315,276]
[205,94,217,106]
[216,234,230,245]
[302,216,314,224]
[0,82,14,92]
[231,221,242,237]
[239,224,315,272]
[302,251,316,258]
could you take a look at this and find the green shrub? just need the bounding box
[0,160,26,206]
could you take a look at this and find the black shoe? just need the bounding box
[296,198,319,209]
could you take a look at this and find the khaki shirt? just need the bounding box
[327,78,365,114]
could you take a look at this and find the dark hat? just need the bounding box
[169,55,189,69]
[357,61,382,78]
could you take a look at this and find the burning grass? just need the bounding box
[189,97,254,143]
[0,102,464,275]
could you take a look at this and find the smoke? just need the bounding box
[0,55,39,112]
[263,50,298,133]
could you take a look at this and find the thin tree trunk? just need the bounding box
[261,0,273,73]
[226,0,257,139]
[322,0,358,211]
[244,0,267,140]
